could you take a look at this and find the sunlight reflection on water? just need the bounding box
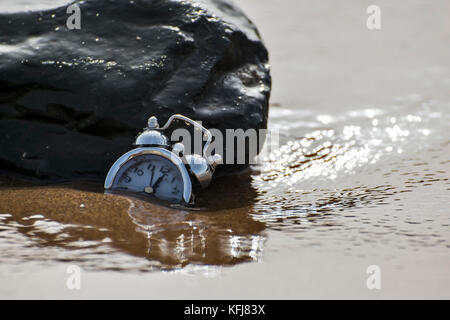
[0,94,449,275]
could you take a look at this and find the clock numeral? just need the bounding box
[137,169,144,176]
[172,187,180,195]
[160,166,169,174]
[123,175,131,183]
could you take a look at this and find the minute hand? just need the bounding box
[152,175,165,191]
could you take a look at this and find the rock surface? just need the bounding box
[0,0,270,180]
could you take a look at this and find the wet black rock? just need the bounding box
[0,0,270,180]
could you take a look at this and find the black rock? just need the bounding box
[0,0,270,180]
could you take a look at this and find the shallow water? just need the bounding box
[1,97,449,297]
[1,0,450,298]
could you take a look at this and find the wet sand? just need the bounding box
[1,0,450,299]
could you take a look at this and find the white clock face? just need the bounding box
[111,154,185,203]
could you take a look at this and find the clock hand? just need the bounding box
[152,174,165,191]
[149,165,156,185]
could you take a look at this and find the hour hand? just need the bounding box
[144,175,163,194]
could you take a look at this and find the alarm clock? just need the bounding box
[104,114,222,204]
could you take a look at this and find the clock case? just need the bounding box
[104,114,222,204]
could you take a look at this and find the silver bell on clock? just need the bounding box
[104,114,222,204]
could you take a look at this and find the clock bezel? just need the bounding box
[104,147,192,203]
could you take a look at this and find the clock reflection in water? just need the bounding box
[112,154,184,203]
